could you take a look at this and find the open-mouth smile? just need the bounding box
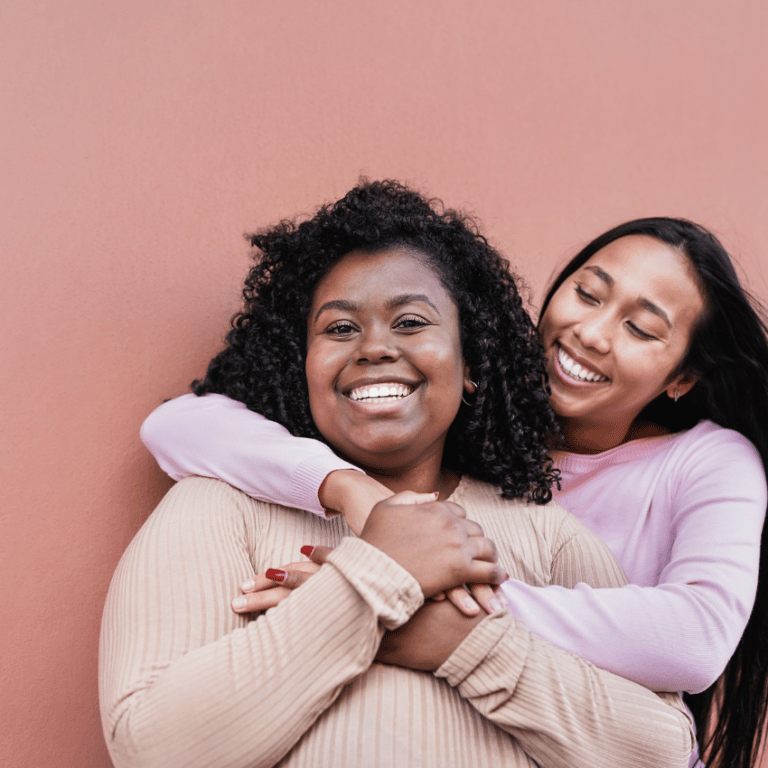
[347,382,415,403]
[556,344,609,384]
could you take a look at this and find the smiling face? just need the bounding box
[538,234,705,452]
[305,246,472,491]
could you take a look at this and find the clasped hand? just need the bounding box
[231,492,506,668]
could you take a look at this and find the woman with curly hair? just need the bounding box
[142,185,768,768]
[100,181,693,768]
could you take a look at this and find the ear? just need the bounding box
[463,366,476,394]
[666,371,698,400]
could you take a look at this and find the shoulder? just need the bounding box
[138,476,279,540]
[676,419,759,452]
[160,475,261,511]
[666,421,764,479]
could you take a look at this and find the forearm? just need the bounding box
[140,394,356,514]
[104,564,380,768]
[437,611,694,768]
[500,579,742,692]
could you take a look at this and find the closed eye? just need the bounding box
[575,285,598,304]
[626,321,656,341]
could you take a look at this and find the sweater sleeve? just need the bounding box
[98,478,423,768]
[140,393,358,516]
[499,428,767,693]
[437,514,694,768]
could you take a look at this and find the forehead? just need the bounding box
[312,245,452,304]
[580,234,704,323]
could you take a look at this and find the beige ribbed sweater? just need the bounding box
[99,475,693,768]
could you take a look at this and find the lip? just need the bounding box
[551,342,610,387]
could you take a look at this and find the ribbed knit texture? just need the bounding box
[100,475,692,768]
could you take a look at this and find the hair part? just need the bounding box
[542,217,768,768]
[193,179,560,503]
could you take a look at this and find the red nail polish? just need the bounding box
[265,568,286,582]
[300,545,314,557]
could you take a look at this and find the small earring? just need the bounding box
[674,387,680,403]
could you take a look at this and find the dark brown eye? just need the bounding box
[325,321,357,336]
[395,314,428,330]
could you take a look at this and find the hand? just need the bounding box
[318,469,393,535]
[360,492,505,598]
[231,560,321,614]
[440,583,506,617]
[377,598,485,671]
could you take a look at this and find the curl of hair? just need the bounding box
[193,179,559,503]
[541,217,768,768]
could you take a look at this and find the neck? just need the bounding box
[558,416,670,454]
[357,457,459,500]
[558,416,631,454]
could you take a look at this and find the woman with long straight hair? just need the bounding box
[141,208,768,768]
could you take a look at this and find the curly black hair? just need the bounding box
[193,179,559,503]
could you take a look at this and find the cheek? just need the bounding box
[304,343,336,404]
[614,345,675,394]
[538,294,569,340]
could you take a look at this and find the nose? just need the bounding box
[573,310,612,354]
[354,324,400,363]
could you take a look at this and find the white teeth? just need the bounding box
[349,383,414,402]
[557,347,608,383]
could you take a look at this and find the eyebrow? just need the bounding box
[386,294,439,313]
[313,299,358,322]
[637,297,672,329]
[313,294,439,322]
[583,265,672,329]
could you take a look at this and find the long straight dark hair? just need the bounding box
[540,217,768,768]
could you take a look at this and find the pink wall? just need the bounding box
[2,2,767,765]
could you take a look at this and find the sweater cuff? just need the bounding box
[291,455,361,517]
[435,611,528,691]
[326,538,424,630]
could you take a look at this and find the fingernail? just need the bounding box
[241,579,255,591]
[232,597,247,611]
[300,545,314,557]
[489,598,503,612]
[463,598,478,613]
[265,568,286,582]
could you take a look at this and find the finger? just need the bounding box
[464,561,506,587]
[440,501,467,519]
[467,583,504,614]
[241,561,319,593]
[470,536,498,564]
[300,545,335,564]
[446,585,480,617]
[232,586,291,614]
[265,568,313,589]
[457,518,484,537]
[386,490,440,506]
